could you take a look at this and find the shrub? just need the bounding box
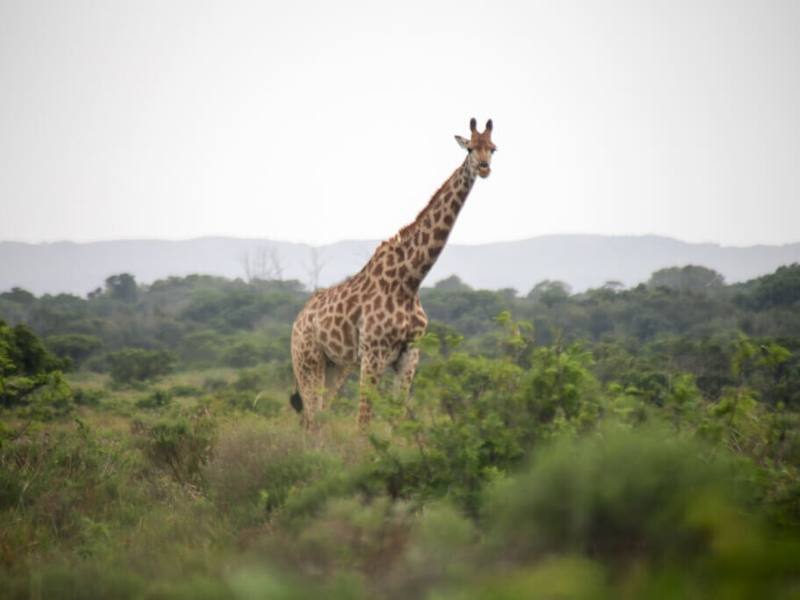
[107,348,176,385]
[135,389,172,410]
[233,368,267,391]
[1,371,74,418]
[0,420,131,540]
[136,416,216,484]
[45,334,103,369]
[168,384,203,397]
[486,424,750,564]
[333,325,600,517]
[4,322,67,375]
[203,376,228,392]
[223,342,261,368]
[205,419,341,526]
[72,387,104,407]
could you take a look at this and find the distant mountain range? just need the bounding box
[1,235,799,297]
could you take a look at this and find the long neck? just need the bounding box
[389,157,477,294]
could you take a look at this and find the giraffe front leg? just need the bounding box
[358,352,388,429]
[393,347,420,399]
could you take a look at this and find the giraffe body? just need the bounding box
[291,118,496,428]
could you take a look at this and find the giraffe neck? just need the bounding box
[386,157,477,295]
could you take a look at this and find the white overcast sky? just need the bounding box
[1,1,798,246]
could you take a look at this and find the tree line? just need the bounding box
[1,264,799,394]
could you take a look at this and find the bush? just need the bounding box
[45,334,103,369]
[205,419,341,526]
[223,342,261,368]
[0,420,129,538]
[107,348,176,385]
[3,322,67,375]
[486,424,750,563]
[233,368,267,391]
[203,376,228,392]
[135,389,172,410]
[72,387,104,407]
[168,384,202,397]
[358,332,600,516]
[136,416,216,484]
[1,371,74,418]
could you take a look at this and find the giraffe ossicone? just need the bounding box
[290,118,497,429]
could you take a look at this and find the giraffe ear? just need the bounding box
[455,135,470,150]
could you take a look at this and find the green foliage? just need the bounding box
[73,386,104,407]
[0,319,73,413]
[420,287,508,336]
[21,371,75,419]
[648,264,725,293]
[519,341,598,428]
[434,274,472,291]
[1,321,66,376]
[3,265,800,597]
[168,383,203,397]
[136,388,172,410]
[527,279,572,306]
[108,348,177,385]
[104,273,138,303]
[205,419,343,526]
[0,419,131,537]
[211,368,272,414]
[46,333,103,368]
[1,371,73,415]
[180,285,304,332]
[223,341,261,367]
[136,414,216,484]
[487,424,745,561]
[0,287,36,306]
[361,317,598,516]
[738,263,800,310]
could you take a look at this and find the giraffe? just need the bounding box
[290,117,496,429]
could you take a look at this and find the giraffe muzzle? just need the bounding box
[478,163,491,178]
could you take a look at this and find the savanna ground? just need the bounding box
[2,265,800,598]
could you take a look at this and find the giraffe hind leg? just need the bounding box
[322,362,353,410]
[292,346,326,430]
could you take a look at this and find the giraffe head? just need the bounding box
[455,118,496,178]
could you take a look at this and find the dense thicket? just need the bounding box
[3,264,799,402]
[1,263,800,598]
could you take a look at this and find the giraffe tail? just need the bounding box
[289,387,303,413]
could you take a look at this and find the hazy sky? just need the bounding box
[1,1,798,246]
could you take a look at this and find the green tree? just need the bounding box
[8,323,65,375]
[104,273,138,303]
[434,275,472,291]
[45,334,102,368]
[738,263,800,310]
[0,287,36,306]
[224,341,261,368]
[527,280,571,307]
[647,265,724,294]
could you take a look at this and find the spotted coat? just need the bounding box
[291,118,496,428]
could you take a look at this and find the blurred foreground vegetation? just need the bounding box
[2,264,800,598]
